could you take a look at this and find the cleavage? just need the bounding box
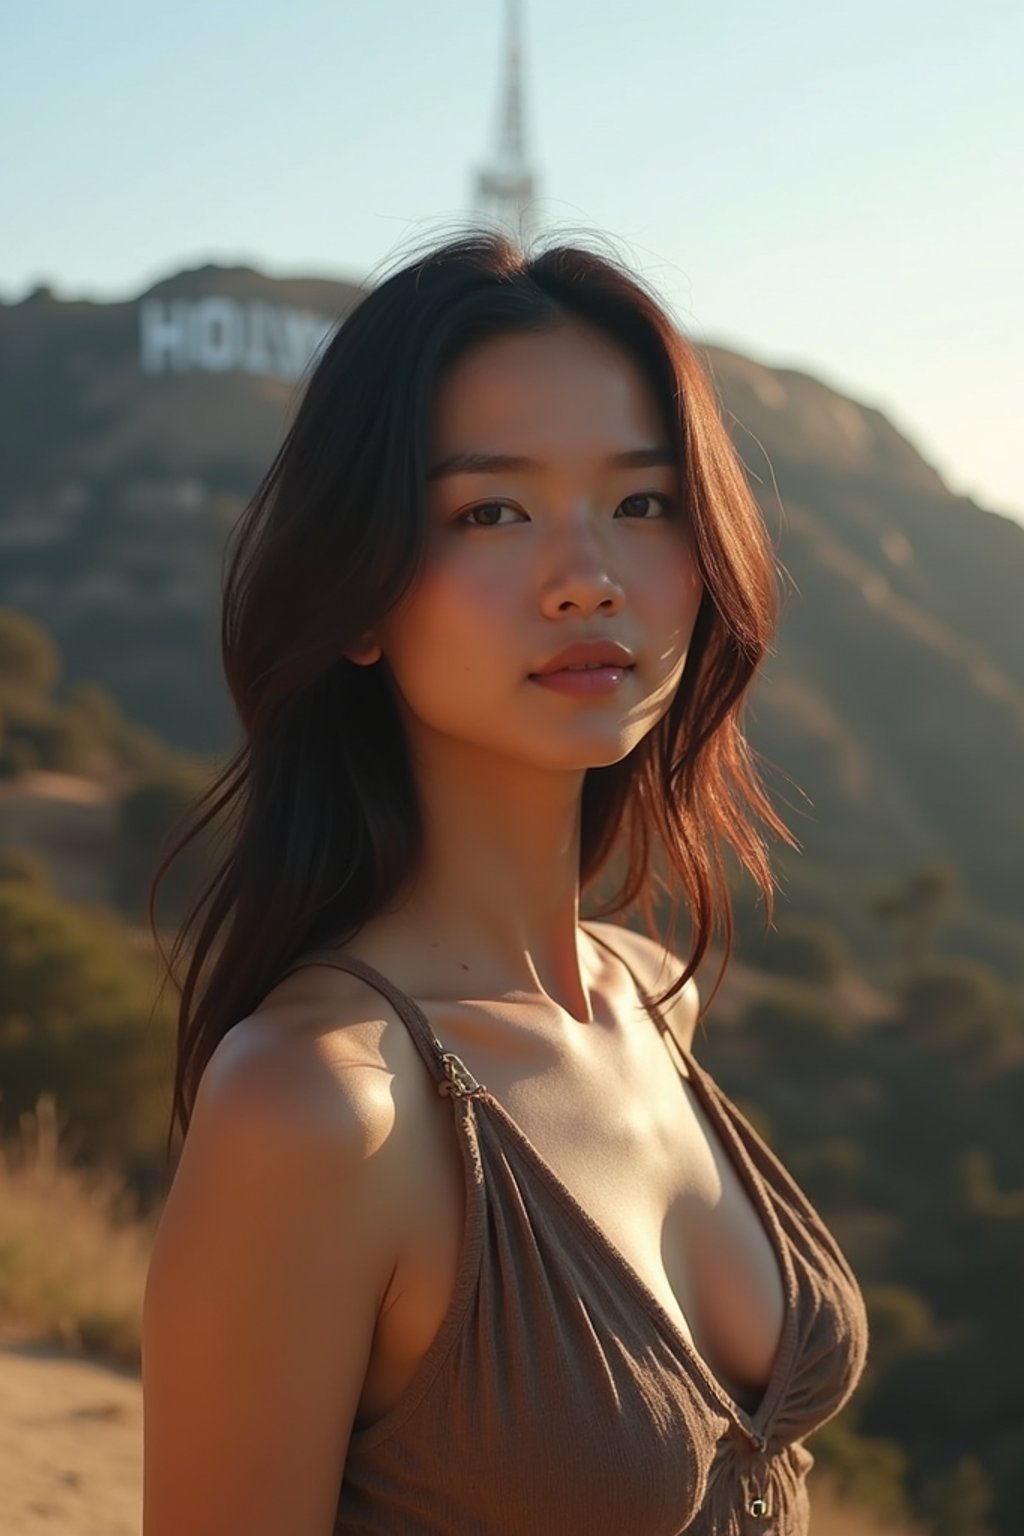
[427,995,788,1405]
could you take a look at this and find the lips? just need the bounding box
[557,662,624,671]
[530,639,635,676]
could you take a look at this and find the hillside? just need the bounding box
[1,260,1021,976]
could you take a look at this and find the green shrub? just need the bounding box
[742,917,852,983]
[745,986,855,1076]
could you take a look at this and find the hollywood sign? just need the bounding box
[139,297,341,383]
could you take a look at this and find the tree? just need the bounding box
[741,916,851,983]
[744,986,854,1078]
[112,762,219,922]
[860,1283,936,1371]
[0,849,52,889]
[902,958,1015,1061]
[870,861,960,984]
[0,608,60,696]
[808,1416,913,1526]
[919,1454,995,1536]
[787,1137,864,1208]
[0,874,173,1168]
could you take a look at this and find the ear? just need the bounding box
[344,636,383,666]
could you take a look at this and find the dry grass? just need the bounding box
[805,1474,927,1536]
[0,1094,155,1369]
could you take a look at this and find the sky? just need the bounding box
[3,0,1022,526]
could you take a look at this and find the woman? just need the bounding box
[141,229,868,1534]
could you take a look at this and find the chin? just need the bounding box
[537,734,641,772]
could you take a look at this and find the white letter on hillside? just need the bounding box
[140,299,192,374]
[191,297,244,372]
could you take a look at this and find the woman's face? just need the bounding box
[359,321,705,773]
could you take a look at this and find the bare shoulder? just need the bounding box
[198,974,403,1147]
[183,965,437,1242]
[587,920,700,1054]
[142,990,415,1534]
[192,1001,392,1165]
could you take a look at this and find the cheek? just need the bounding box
[643,546,705,649]
[384,563,517,694]
[437,559,515,621]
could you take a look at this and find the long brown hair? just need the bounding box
[148,226,798,1166]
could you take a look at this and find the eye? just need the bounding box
[455,493,677,528]
[616,492,676,520]
[455,502,525,529]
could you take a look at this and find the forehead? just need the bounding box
[429,323,667,459]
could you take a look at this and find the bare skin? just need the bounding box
[256,920,785,1433]
[246,321,786,1432]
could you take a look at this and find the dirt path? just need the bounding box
[0,1334,142,1535]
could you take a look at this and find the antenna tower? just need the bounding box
[472,0,540,245]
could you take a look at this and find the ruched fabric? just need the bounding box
[279,927,869,1534]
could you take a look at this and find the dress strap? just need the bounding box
[276,949,487,1100]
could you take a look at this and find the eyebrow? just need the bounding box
[425,446,678,482]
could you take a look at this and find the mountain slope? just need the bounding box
[1,262,1020,962]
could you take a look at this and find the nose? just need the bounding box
[535,512,626,617]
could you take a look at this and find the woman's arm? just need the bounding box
[142,1021,402,1536]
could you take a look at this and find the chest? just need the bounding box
[356,1004,787,1431]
